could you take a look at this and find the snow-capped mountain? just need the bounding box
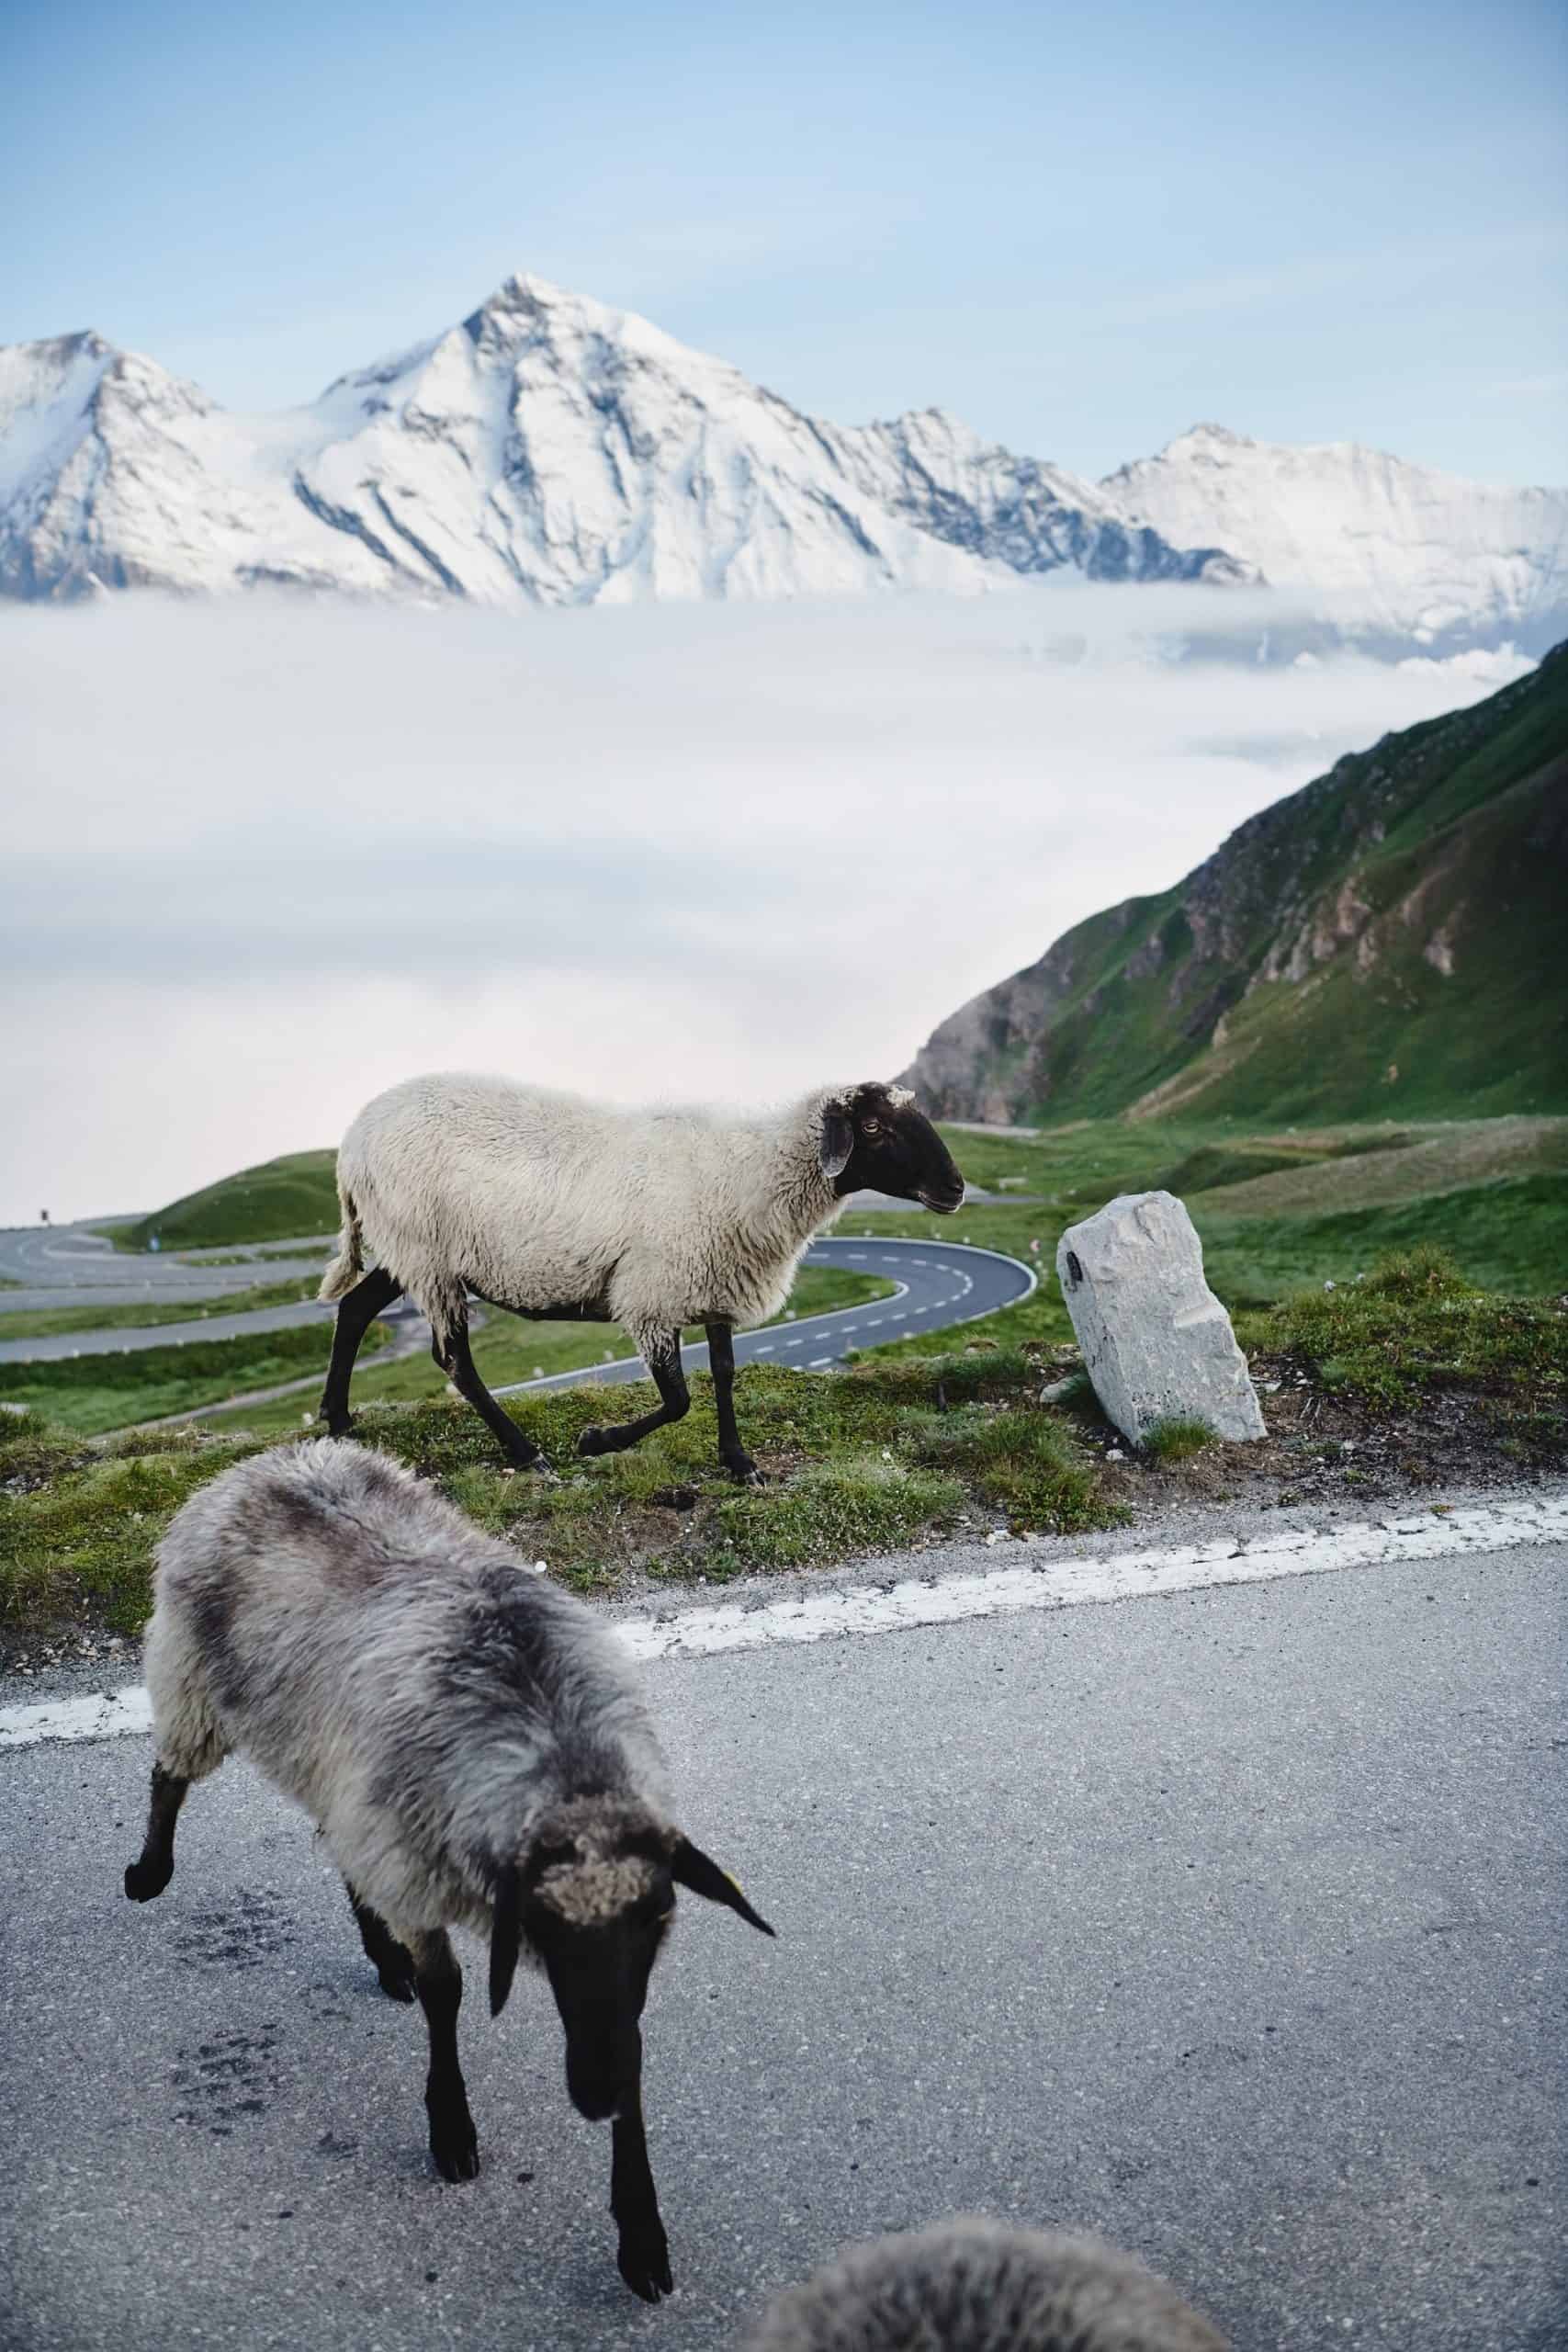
[1,276,1563,651]
[1100,424,1568,658]
[0,278,1237,611]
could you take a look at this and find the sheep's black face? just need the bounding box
[823,1083,964,1213]
[492,1821,773,2123]
[529,1871,674,2123]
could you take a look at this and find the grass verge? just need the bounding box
[1235,1247,1565,1450]
[0,1346,1115,1645]
[0,1321,390,1438]
[5,1249,1560,1660]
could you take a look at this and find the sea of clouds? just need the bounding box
[0,583,1531,1224]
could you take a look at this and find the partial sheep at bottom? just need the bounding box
[741,2216,1230,2352]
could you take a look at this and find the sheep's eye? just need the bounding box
[861,1117,881,1136]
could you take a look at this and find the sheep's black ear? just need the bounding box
[671,1836,775,1936]
[818,1105,854,1180]
[491,1864,523,2016]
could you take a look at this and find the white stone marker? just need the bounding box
[1055,1191,1266,1447]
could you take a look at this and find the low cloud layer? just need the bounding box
[1,588,1528,1223]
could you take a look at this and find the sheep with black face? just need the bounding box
[316,1072,965,1477]
[124,1439,773,2303]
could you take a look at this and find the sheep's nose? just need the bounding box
[566,2054,628,2120]
[568,2075,620,2121]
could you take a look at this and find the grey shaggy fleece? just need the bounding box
[740,2217,1229,2352]
[141,1436,671,1946]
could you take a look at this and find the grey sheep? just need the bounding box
[741,2217,1229,2351]
[124,1437,773,2304]
[317,1071,964,1477]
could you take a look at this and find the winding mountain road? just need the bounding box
[0,1224,333,1317]
[0,1228,1035,1380]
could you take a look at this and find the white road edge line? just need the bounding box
[5,1493,1564,1751]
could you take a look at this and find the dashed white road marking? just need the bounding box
[6,1494,1563,1751]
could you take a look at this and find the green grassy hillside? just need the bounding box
[904,644,1568,1126]
[118,1148,339,1251]
[113,1106,1568,1301]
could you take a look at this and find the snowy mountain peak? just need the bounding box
[0,331,221,595]
[1,279,1562,647]
[1,280,1237,609]
[461,269,603,350]
[1158,421,1255,460]
[1100,425,1567,655]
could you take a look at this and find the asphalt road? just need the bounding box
[0,1225,333,1317]
[0,1299,343,1365]
[0,1234,1034,1375]
[3,1535,1563,2351]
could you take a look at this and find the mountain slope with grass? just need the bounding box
[903,644,1568,1126]
[119,1149,339,1251]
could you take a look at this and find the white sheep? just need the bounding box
[316,1071,964,1476]
[124,1437,773,2304]
[742,2216,1229,2351]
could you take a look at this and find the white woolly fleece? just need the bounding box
[321,1072,866,1354]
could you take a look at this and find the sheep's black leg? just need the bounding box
[320,1267,403,1435]
[611,2075,672,2303]
[705,1322,759,1482]
[124,1762,189,1902]
[577,1336,688,1459]
[433,1312,541,1469]
[345,1878,417,2003]
[410,1929,479,2182]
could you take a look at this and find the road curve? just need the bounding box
[492,1234,1037,1399]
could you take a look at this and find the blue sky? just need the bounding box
[4,0,1565,482]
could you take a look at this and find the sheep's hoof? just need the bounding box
[617,2219,673,2303]
[124,1855,173,1903]
[376,1956,418,2004]
[576,1426,610,1458]
[721,1449,762,1485]
[428,2107,479,2183]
